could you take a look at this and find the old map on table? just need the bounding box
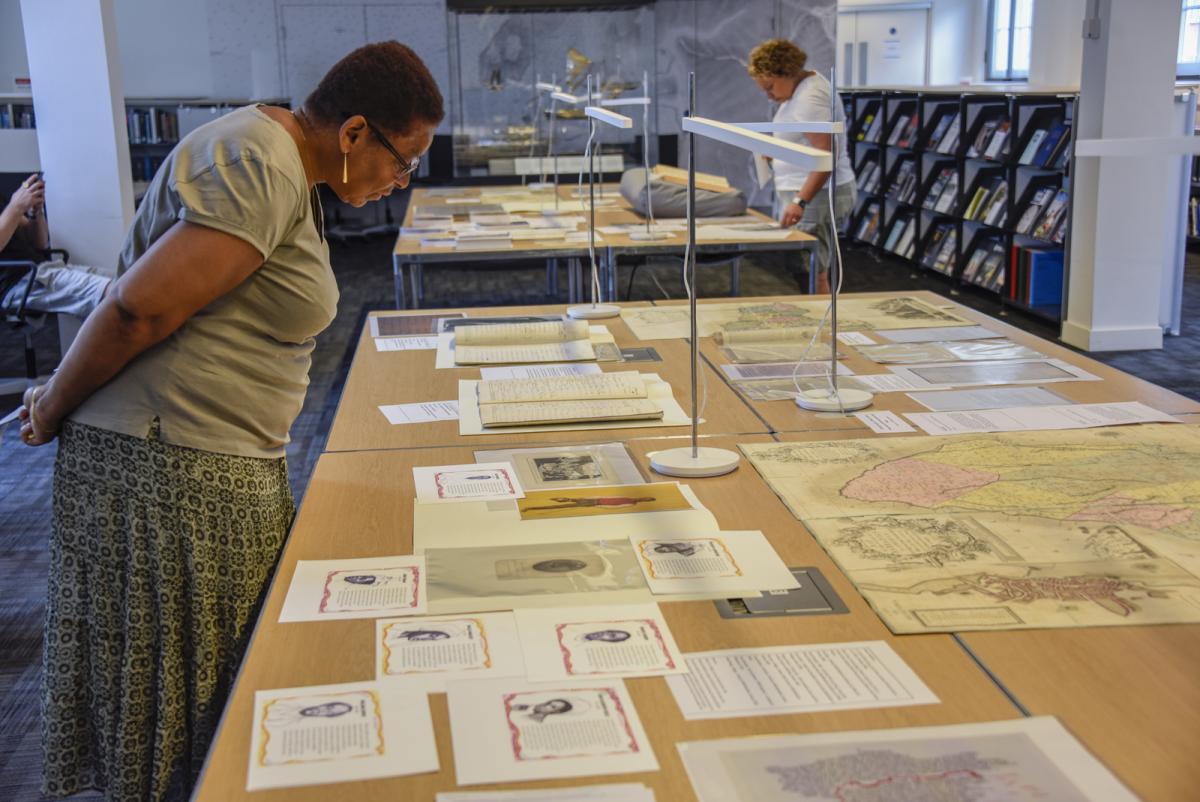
[741,425,1200,632]
[620,296,972,341]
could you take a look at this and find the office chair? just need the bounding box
[0,247,69,395]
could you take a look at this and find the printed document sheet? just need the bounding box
[665,641,938,720]
[677,717,1139,802]
[246,681,436,790]
[413,462,524,504]
[279,556,427,622]
[905,401,1178,435]
[515,603,686,681]
[629,531,798,595]
[446,677,657,785]
[376,612,526,693]
[379,400,459,425]
[437,784,656,802]
[906,385,1069,411]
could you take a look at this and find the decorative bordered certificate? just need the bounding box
[279,556,428,622]
[247,681,437,790]
[446,677,657,785]
[375,612,526,693]
[629,531,799,595]
[515,603,686,681]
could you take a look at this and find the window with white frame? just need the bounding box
[1179,1,1200,77]
[987,0,1034,81]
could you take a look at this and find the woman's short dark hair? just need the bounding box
[304,41,445,135]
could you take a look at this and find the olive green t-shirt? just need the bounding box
[70,106,338,458]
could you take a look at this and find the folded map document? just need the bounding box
[477,372,662,428]
[459,373,689,435]
[439,319,617,367]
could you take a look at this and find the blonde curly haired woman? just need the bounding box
[748,39,856,294]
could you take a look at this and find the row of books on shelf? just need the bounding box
[0,103,35,129]
[965,118,1010,160]
[131,155,166,183]
[885,112,920,148]
[856,160,883,194]
[922,167,959,213]
[926,111,960,155]
[1189,196,1199,239]
[855,109,883,143]
[880,214,918,259]
[886,159,921,204]
[127,107,180,145]
[959,241,1064,306]
[1015,187,1069,243]
[855,201,884,245]
[1018,121,1071,168]
[921,223,958,276]
[963,176,1008,227]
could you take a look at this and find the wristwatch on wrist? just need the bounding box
[792,195,807,209]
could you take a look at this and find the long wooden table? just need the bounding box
[193,437,1021,801]
[392,185,819,308]
[764,427,1200,802]
[683,291,1200,435]
[324,303,769,453]
[195,291,1198,800]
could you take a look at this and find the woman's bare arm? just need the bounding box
[22,220,265,443]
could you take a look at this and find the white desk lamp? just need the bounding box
[548,87,601,212]
[568,76,630,321]
[710,73,871,413]
[649,72,847,478]
[531,76,561,188]
[603,71,670,242]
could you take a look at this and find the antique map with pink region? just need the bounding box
[741,425,1200,632]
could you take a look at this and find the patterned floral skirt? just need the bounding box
[42,421,294,802]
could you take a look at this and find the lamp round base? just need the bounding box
[649,447,740,478]
[629,230,673,241]
[567,304,621,319]
[795,387,874,412]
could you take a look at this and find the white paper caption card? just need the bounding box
[379,400,459,425]
[666,641,938,720]
[279,556,427,622]
[630,531,799,595]
[374,336,438,352]
[246,681,437,790]
[413,462,524,504]
[446,677,658,785]
[375,612,526,693]
[437,784,656,801]
[515,603,686,681]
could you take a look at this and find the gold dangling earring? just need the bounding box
[342,152,348,184]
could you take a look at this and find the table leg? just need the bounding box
[550,259,559,296]
[606,248,616,303]
[393,256,407,309]
[567,257,577,303]
[731,257,741,296]
[410,263,424,309]
[807,247,818,295]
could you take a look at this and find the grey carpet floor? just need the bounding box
[0,232,1195,801]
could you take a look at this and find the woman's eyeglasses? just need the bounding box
[365,119,419,178]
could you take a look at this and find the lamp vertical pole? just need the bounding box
[687,71,699,457]
[647,72,739,477]
[644,70,654,235]
[828,66,840,394]
[588,74,598,307]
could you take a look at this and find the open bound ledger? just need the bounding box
[452,319,595,366]
[477,372,663,428]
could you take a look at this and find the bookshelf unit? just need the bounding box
[0,94,39,173]
[125,97,289,196]
[844,86,1077,323]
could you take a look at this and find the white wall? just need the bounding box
[115,0,213,98]
[1028,0,1086,87]
[929,0,983,85]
